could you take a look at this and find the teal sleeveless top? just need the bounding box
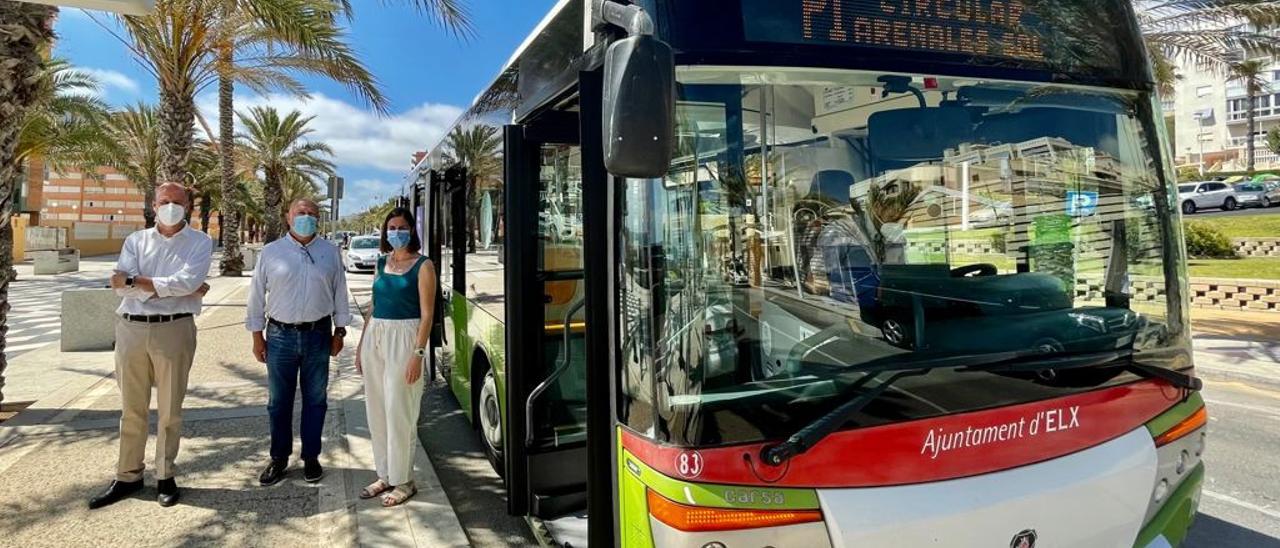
[373,255,427,320]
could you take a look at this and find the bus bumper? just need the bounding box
[1133,462,1204,548]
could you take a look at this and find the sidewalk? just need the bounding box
[1191,308,1280,388]
[0,277,468,547]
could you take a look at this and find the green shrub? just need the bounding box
[1183,222,1237,259]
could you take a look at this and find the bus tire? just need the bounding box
[475,365,505,475]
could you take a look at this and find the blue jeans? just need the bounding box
[266,321,331,461]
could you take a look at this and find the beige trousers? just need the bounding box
[114,316,197,481]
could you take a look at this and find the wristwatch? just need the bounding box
[334,327,347,337]
[125,276,135,288]
[414,347,426,357]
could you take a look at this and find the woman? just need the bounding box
[355,207,436,507]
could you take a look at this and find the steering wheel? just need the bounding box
[951,263,998,278]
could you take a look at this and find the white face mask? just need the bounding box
[156,203,185,227]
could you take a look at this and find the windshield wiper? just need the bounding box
[760,368,928,466]
[964,349,1202,391]
[761,349,1201,466]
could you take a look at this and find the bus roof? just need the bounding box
[403,0,1153,190]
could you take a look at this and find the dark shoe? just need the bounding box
[88,479,143,510]
[303,459,323,483]
[157,478,180,507]
[260,459,289,486]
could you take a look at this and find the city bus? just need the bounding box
[404,0,1208,545]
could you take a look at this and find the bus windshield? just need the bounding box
[618,67,1189,447]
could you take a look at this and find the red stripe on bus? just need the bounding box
[622,379,1182,488]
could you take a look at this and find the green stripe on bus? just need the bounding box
[1144,392,1205,437]
[1132,462,1204,548]
[620,448,821,510]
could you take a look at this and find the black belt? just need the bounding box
[269,316,331,331]
[122,313,192,324]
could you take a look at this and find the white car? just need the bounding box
[1177,181,1237,214]
[344,236,382,273]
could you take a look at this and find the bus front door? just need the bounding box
[503,112,590,521]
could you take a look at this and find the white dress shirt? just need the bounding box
[114,224,214,316]
[246,233,353,332]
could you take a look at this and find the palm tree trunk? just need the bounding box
[0,1,56,404]
[216,28,243,275]
[264,171,284,242]
[199,193,213,233]
[1248,92,1258,173]
[158,88,195,184]
[142,180,157,227]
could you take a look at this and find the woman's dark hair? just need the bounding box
[379,207,421,254]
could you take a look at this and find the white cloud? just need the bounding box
[198,92,463,174]
[81,67,140,95]
[340,178,400,216]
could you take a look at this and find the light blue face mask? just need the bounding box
[387,229,412,249]
[292,214,318,237]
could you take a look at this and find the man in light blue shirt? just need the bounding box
[246,199,352,486]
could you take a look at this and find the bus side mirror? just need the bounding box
[603,34,675,178]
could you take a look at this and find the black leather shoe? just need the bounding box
[88,479,143,509]
[157,478,180,507]
[303,459,323,483]
[260,459,289,486]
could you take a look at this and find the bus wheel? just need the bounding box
[881,316,914,349]
[478,369,504,473]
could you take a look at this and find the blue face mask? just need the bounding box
[387,229,412,249]
[292,214,318,237]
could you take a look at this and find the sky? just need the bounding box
[52,0,559,216]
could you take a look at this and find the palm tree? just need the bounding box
[14,60,114,172]
[101,104,164,227]
[211,0,396,275]
[237,106,335,241]
[1230,59,1270,172]
[1138,1,1280,96]
[0,1,57,405]
[444,125,501,252]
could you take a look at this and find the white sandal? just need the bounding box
[381,483,417,507]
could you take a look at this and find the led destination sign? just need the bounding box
[800,0,1043,61]
[740,0,1131,78]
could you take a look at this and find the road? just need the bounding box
[346,269,1280,547]
[1183,203,1280,218]
[1185,379,1280,547]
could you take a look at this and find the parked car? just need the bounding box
[343,236,382,273]
[1232,182,1274,208]
[1177,181,1237,214]
[1262,181,1280,207]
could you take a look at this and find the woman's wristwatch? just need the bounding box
[414,347,426,357]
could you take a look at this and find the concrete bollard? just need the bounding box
[32,248,80,275]
[61,288,122,352]
[243,247,258,271]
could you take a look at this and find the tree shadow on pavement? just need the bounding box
[0,407,362,546]
[417,383,537,547]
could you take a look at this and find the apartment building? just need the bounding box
[39,167,148,225]
[1168,58,1280,172]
